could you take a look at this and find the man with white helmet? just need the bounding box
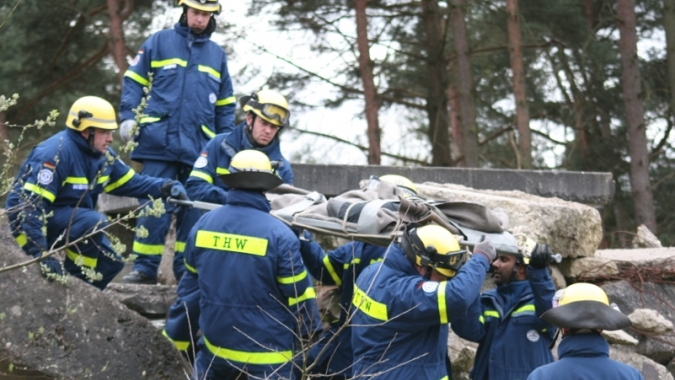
[451,241,557,380]
[5,96,187,290]
[164,150,317,379]
[351,224,496,379]
[528,283,644,380]
[119,0,235,284]
[186,89,294,204]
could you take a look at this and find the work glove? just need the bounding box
[160,181,189,214]
[119,120,138,142]
[528,243,553,269]
[39,256,66,278]
[473,235,496,263]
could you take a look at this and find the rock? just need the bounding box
[628,309,674,335]
[104,284,178,317]
[595,248,675,280]
[632,225,662,248]
[610,345,674,380]
[416,183,602,258]
[603,329,639,346]
[550,266,567,289]
[603,281,675,364]
[558,256,619,280]
[0,217,186,380]
[448,329,477,379]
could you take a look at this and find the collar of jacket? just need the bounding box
[483,279,533,318]
[558,332,609,359]
[383,244,419,277]
[226,188,271,213]
[65,128,103,158]
[173,23,212,42]
[226,122,283,157]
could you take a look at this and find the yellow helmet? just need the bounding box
[401,224,467,278]
[219,150,283,191]
[541,283,631,331]
[177,0,221,14]
[239,89,290,128]
[66,96,118,132]
[380,174,418,198]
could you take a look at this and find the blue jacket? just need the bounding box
[527,333,644,380]
[5,129,168,255]
[120,23,236,166]
[185,122,293,204]
[451,267,556,380]
[164,189,317,372]
[299,240,388,376]
[351,245,490,380]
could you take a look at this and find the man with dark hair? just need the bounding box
[119,0,235,284]
[451,242,557,380]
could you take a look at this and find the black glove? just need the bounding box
[528,243,552,269]
[473,235,496,263]
[160,181,188,200]
[40,256,65,277]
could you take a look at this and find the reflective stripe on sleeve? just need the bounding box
[184,260,197,274]
[15,233,27,247]
[277,270,307,285]
[322,255,342,286]
[438,280,448,324]
[197,65,221,79]
[511,304,536,317]
[104,168,135,192]
[216,96,236,107]
[174,241,186,254]
[124,70,149,86]
[189,170,214,184]
[201,125,216,139]
[23,183,56,202]
[62,177,88,186]
[288,287,316,306]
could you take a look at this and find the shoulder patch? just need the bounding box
[194,156,208,169]
[526,329,540,342]
[421,281,439,293]
[37,169,53,185]
[209,93,217,104]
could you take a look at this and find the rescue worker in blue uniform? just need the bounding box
[5,96,188,290]
[164,150,318,380]
[451,241,557,380]
[528,283,644,380]
[119,0,236,284]
[351,224,497,380]
[298,174,421,379]
[186,89,293,204]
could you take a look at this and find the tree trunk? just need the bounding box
[420,0,452,166]
[617,0,657,233]
[446,80,462,162]
[450,0,479,167]
[664,0,675,134]
[505,0,531,169]
[107,0,134,83]
[354,0,381,165]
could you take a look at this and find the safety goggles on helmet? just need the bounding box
[177,0,221,14]
[402,224,468,278]
[246,99,290,127]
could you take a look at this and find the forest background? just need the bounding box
[0,0,673,248]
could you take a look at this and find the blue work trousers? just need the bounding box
[131,160,201,281]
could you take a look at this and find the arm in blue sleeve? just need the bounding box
[104,155,165,199]
[450,296,488,343]
[298,240,352,286]
[214,54,235,133]
[443,255,490,321]
[120,38,153,122]
[527,266,557,338]
[185,141,229,204]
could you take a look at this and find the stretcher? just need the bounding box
[167,183,565,261]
